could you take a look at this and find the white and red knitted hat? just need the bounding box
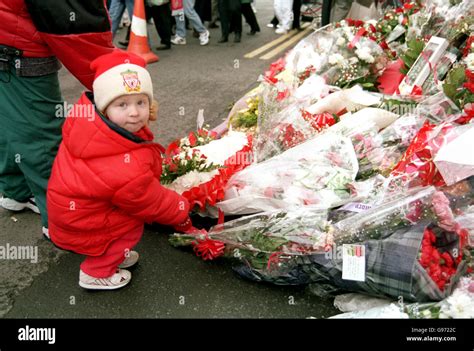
[91,49,153,112]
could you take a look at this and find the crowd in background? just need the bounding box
[106,0,357,48]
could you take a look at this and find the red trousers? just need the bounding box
[80,227,143,278]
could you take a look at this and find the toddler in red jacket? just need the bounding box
[47,50,195,290]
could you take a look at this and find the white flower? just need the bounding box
[464,53,474,71]
[329,53,346,67]
[336,37,346,47]
[440,290,474,318]
[349,57,359,65]
[355,47,375,63]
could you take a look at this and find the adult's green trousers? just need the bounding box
[0,66,63,227]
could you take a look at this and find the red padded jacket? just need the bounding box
[47,93,190,256]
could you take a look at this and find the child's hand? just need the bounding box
[184,226,207,235]
[173,217,192,233]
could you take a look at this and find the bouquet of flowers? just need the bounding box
[376,1,423,45]
[354,111,426,179]
[162,129,253,211]
[218,132,359,215]
[169,207,330,285]
[443,38,474,124]
[302,184,473,302]
[254,86,387,162]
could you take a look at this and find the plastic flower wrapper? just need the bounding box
[434,123,474,186]
[254,101,324,162]
[228,94,260,134]
[285,25,336,86]
[319,31,388,90]
[170,207,332,285]
[162,130,253,212]
[218,132,359,215]
[375,2,421,43]
[256,57,298,131]
[354,111,426,179]
[301,184,473,301]
[287,20,390,90]
[443,50,474,124]
[436,0,474,45]
[391,120,460,187]
[212,87,261,136]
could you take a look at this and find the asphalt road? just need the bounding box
[0,0,340,319]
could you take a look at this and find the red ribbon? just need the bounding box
[267,252,283,271]
[192,236,225,261]
[348,28,367,49]
[182,135,253,211]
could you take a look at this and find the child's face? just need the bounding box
[105,94,150,133]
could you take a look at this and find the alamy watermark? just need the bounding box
[0,243,38,263]
[55,102,95,121]
[18,325,55,345]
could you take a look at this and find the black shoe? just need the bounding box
[156,44,171,50]
[234,32,241,43]
[247,30,257,35]
[209,22,219,29]
[218,36,228,43]
[118,40,129,48]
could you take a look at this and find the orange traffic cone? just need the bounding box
[127,0,159,63]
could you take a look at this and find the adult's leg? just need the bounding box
[210,0,219,25]
[274,0,293,31]
[150,4,172,46]
[0,68,63,228]
[108,0,127,37]
[125,0,135,18]
[174,11,187,38]
[292,0,301,29]
[183,0,207,33]
[241,3,260,32]
[218,0,230,39]
[229,0,242,35]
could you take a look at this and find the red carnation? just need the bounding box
[463,81,474,94]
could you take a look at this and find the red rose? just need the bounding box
[169,162,178,172]
[465,69,474,82]
[463,81,474,93]
[188,132,197,147]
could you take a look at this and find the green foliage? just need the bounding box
[443,65,467,109]
[400,39,425,75]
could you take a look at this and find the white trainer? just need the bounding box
[275,27,288,35]
[79,269,131,290]
[171,35,186,45]
[199,30,210,46]
[0,197,40,214]
[118,250,139,269]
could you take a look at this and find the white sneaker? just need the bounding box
[171,35,186,45]
[0,197,40,214]
[199,30,210,46]
[275,27,288,35]
[42,226,50,240]
[79,269,131,290]
[118,250,139,269]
